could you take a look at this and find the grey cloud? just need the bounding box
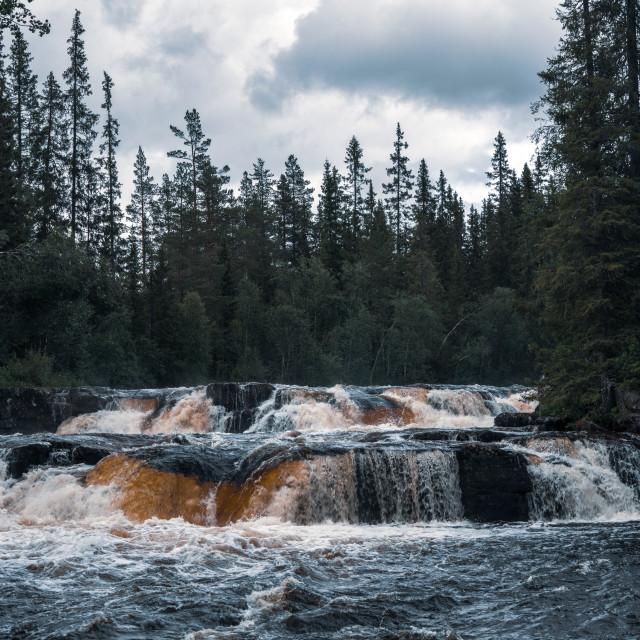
[247,0,559,111]
[100,0,143,27]
[158,26,210,59]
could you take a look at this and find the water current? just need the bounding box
[1,383,639,639]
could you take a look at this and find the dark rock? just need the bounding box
[534,416,569,431]
[610,414,640,434]
[575,419,608,432]
[5,442,53,478]
[456,444,533,522]
[205,382,275,433]
[2,435,120,478]
[615,387,640,413]
[494,412,535,429]
[0,387,117,435]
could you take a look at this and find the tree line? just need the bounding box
[1,1,639,424]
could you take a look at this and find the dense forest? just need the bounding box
[0,1,639,423]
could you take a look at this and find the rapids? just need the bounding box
[1,382,639,639]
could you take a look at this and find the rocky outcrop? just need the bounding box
[0,387,115,435]
[456,444,532,522]
[493,411,570,432]
[0,387,167,435]
[494,412,536,429]
[205,382,275,432]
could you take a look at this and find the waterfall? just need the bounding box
[522,437,640,521]
[289,450,463,525]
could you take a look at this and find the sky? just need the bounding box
[26,0,562,210]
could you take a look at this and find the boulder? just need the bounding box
[0,387,117,435]
[494,412,535,429]
[205,382,275,433]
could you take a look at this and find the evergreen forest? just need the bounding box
[1,1,639,423]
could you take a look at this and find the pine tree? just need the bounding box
[31,72,67,239]
[0,31,20,247]
[464,204,484,295]
[97,71,123,269]
[250,157,276,285]
[7,29,37,196]
[383,123,414,255]
[279,155,313,266]
[411,158,436,254]
[485,131,514,288]
[316,159,345,274]
[63,9,97,242]
[127,146,156,285]
[343,135,370,255]
[0,1,50,35]
[168,108,211,216]
[534,0,640,418]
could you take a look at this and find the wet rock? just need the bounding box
[494,412,535,429]
[2,436,118,478]
[0,387,121,435]
[456,444,532,522]
[534,416,570,431]
[205,382,275,433]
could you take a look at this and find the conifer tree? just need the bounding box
[0,31,20,246]
[383,123,414,255]
[168,108,211,216]
[279,154,313,266]
[98,71,123,268]
[485,131,514,288]
[7,29,37,194]
[0,1,50,35]
[412,158,436,254]
[343,135,370,255]
[63,9,97,242]
[31,72,67,239]
[249,158,276,286]
[127,146,156,285]
[534,0,640,418]
[317,159,345,274]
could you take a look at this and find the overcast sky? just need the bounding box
[26,0,561,209]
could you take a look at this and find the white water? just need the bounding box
[512,437,640,521]
[56,384,533,435]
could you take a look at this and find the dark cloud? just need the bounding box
[247,0,559,111]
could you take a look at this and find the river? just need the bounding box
[1,383,639,639]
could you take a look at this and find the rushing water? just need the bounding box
[1,383,639,640]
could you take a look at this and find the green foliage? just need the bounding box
[0,349,74,387]
[174,292,211,385]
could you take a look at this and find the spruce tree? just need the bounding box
[127,146,156,285]
[383,123,414,255]
[412,158,436,254]
[7,29,37,195]
[280,155,313,266]
[98,71,123,269]
[534,0,640,418]
[343,135,370,255]
[63,9,97,242]
[0,31,20,247]
[317,159,345,274]
[250,157,276,285]
[31,72,67,239]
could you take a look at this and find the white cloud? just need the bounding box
[25,0,560,210]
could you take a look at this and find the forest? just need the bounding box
[0,0,639,423]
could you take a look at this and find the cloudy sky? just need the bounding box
[26,0,561,208]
